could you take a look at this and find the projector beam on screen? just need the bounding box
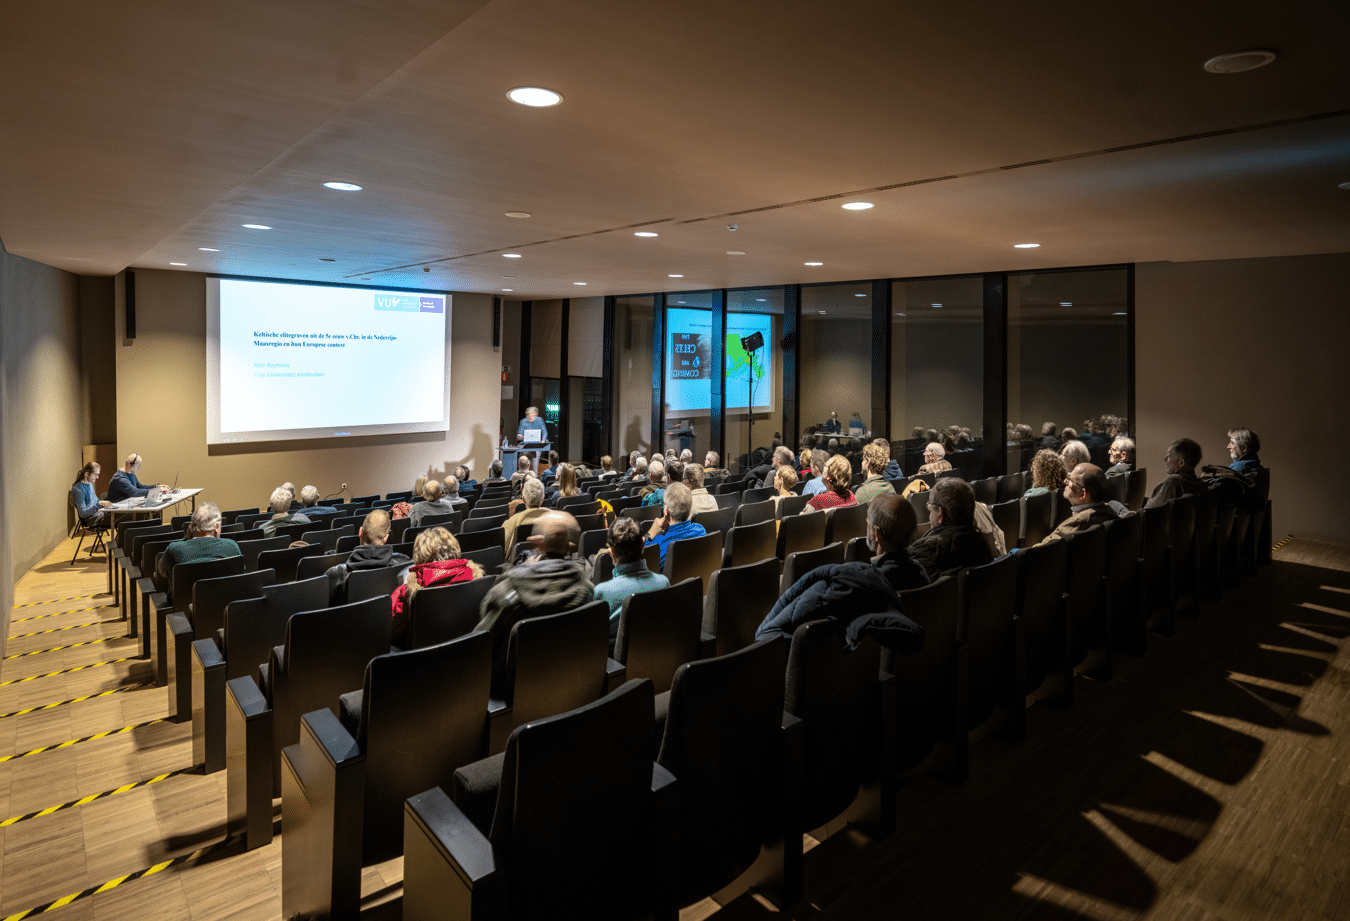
[205,277,452,445]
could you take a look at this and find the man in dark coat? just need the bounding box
[908,477,993,580]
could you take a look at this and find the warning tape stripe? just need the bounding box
[1272,535,1293,552]
[10,594,101,609]
[0,767,190,828]
[0,657,134,686]
[2,636,122,660]
[0,833,242,921]
[9,619,122,639]
[0,718,165,764]
[11,605,109,624]
[0,681,150,719]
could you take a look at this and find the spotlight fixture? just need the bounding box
[727,251,745,255]
[503,288,514,292]
[1060,302,1072,306]
[1203,49,1277,74]
[573,282,587,285]
[508,86,562,107]
[323,181,362,191]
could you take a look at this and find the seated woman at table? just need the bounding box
[70,462,112,524]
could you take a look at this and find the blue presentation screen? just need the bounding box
[664,308,773,415]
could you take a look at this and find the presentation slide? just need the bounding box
[206,277,452,444]
[665,308,774,415]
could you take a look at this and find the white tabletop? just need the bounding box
[107,487,204,515]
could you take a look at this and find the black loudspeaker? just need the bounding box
[125,270,136,340]
[493,297,501,348]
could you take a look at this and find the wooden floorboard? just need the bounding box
[0,535,1347,920]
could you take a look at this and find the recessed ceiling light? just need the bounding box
[502,288,514,292]
[1339,181,1350,190]
[503,253,522,258]
[855,293,866,297]
[242,223,271,230]
[573,282,587,286]
[817,310,827,314]
[505,211,531,218]
[932,303,942,308]
[1203,49,1277,74]
[323,181,362,191]
[170,262,186,266]
[508,86,562,107]
[841,202,874,210]
[805,262,823,266]
[1060,302,1072,306]
[1014,243,1040,249]
[669,274,683,278]
[360,277,371,281]
[895,313,906,317]
[319,258,336,262]
[727,251,745,255]
[756,299,766,302]
[198,247,219,252]
[634,231,659,237]
[677,301,686,305]
[1112,312,1127,316]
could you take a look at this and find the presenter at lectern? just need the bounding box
[517,406,547,444]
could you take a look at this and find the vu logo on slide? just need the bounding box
[373,294,444,313]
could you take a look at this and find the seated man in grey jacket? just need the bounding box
[409,478,463,527]
[908,478,993,580]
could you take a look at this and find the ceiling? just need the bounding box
[3,1,1348,300]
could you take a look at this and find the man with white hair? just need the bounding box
[1106,437,1135,476]
[297,485,339,517]
[409,478,463,527]
[640,459,668,507]
[1060,439,1091,472]
[261,487,310,537]
[108,453,160,502]
[752,445,796,489]
[504,477,551,561]
[684,463,718,515]
[916,442,952,475]
[643,482,706,569]
[154,503,241,599]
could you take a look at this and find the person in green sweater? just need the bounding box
[154,503,241,599]
[854,441,896,504]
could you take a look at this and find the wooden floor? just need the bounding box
[2,535,1348,920]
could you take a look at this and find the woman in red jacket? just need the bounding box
[389,527,484,645]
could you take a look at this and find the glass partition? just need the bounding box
[724,287,783,473]
[800,282,872,469]
[1007,267,1129,476]
[890,276,985,480]
[612,296,654,465]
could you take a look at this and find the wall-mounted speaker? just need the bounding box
[493,297,501,348]
[125,270,136,340]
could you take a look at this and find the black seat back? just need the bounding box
[222,575,330,681]
[776,494,810,518]
[665,530,723,593]
[456,527,505,553]
[614,578,704,694]
[885,576,960,773]
[1021,492,1053,548]
[1103,513,1143,654]
[170,555,246,615]
[295,551,352,582]
[506,599,610,727]
[1015,539,1067,697]
[1064,524,1108,668]
[823,503,869,546]
[348,565,404,602]
[278,594,392,730]
[191,568,276,640]
[735,499,775,527]
[258,543,324,583]
[777,511,826,561]
[958,553,1019,731]
[461,544,506,574]
[238,536,289,571]
[781,541,845,594]
[704,558,779,657]
[462,513,508,532]
[1126,468,1148,511]
[997,471,1026,502]
[724,520,777,568]
[990,498,1021,552]
[692,506,734,537]
[405,577,496,649]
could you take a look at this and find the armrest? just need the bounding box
[299,706,362,768]
[651,763,680,921]
[191,637,223,670]
[227,675,269,720]
[606,657,627,695]
[698,630,717,661]
[403,787,502,921]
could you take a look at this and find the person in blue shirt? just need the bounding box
[107,453,158,502]
[823,411,841,434]
[802,448,829,497]
[517,406,547,443]
[70,461,112,523]
[642,482,706,569]
[1227,427,1263,477]
[593,517,671,640]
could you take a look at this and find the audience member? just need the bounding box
[326,508,412,604]
[679,448,694,464]
[390,527,483,646]
[867,494,929,591]
[154,503,240,599]
[1038,422,1061,451]
[1227,427,1263,478]
[1060,439,1091,471]
[854,441,896,503]
[643,482,706,569]
[1025,449,1067,497]
[916,442,952,476]
[409,479,460,527]
[802,449,829,497]
[510,454,534,496]
[593,518,671,636]
[640,460,668,507]
[685,463,718,515]
[108,453,158,502]
[908,478,993,580]
[70,462,112,524]
[598,455,619,479]
[548,463,580,507]
[805,454,858,512]
[454,464,478,494]
[1146,438,1208,508]
[478,510,593,698]
[1106,438,1135,475]
[504,477,550,560]
[703,450,728,478]
[483,459,507,486]
[750,445,795,489]
[629,457,650,485]
[297,485,338,516]
[261,487,310,537]
[772,465,799,509]
[1032,463,1118,546]
[875,438,904,480]
[541,449,561,483]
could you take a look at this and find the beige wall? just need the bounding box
[0,247,89,653]
[114,270,501,514]
[1136,252,1350,543]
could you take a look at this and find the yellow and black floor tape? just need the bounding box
[9,594,102,609]
[1273,534,1293,552]
[0,681,150,720]
[0,718,164,764]
[10,605,112,624]
[2,636,121,660]
[0,657,136,687]
[0,766,190,828]
[0,833,242,921]
[9,619,123,640]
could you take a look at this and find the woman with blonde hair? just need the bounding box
[805,454,858,512]
[1025,449,1067,497]
[389,527,483,645]
[548,462,579,508]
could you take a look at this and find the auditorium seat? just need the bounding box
[1103,512,1143,657]
[776,493,810,518]
[402,577,496,649]
[664,530,723,596]
[780,541,845,595]
[735,498,776,527]
[704,557,779,657]
[1022,492,1053,548]
[692,505,735,538]
[958,554,1023,744]
[1064,523,1110,680]
[722,520,777,568]
[612,578,712,693]
[156,554,248,716]
[237,535,289,570]
[1016,539,1070,708]
[462,513,509,532]
[299,525,355,553]
[257,542,324,583]
[295,550,351,581]
[461,544,505,574]
[456,527,505,553]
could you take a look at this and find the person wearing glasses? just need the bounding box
[1032,463,1119,547]
[916,442,952,476]
[908,478,992,580]
[107,453,159,502]
[1106,438,1135,476]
